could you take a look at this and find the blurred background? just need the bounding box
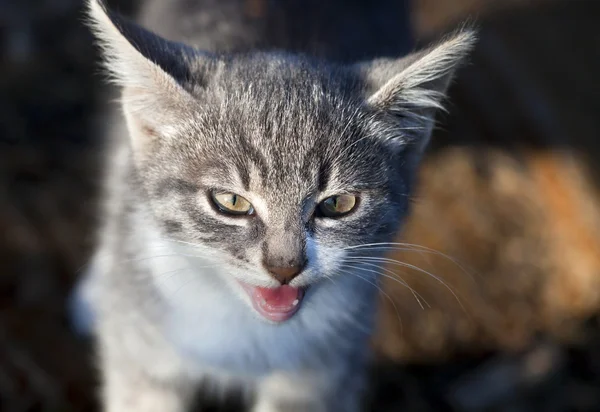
[1,0,600,411]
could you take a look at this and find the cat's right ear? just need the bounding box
[355,29,476,160]
[87,0,211,154]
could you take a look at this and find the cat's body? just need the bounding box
[83,0,474,410]
[92,114,376,412]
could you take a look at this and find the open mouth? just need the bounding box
[239,282,305,322]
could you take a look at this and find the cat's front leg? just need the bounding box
[251,373,327,412]
[98,320,194,412]
[102,362,192,412]
[252,365,367,412]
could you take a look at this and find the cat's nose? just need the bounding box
[263,261,305,285]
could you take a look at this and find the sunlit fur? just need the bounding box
[82,0,475,411]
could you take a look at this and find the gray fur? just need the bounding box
[83,0,475,411]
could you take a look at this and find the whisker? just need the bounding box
[317,273,373,334]
[165,273,201,302]
[160,237,211,249]
[342,262,429,310]
[337,268,403,336]
[151,267,189,287]
[345,256,466,314]
[115,253,220,266]
[344,242,477,281]
[82,240,225,272]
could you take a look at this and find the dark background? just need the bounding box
[1,0,600,411]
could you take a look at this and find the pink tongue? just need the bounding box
[255,285,299,307]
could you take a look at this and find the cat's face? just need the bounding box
[89,0,474,322]
[142,59,412,321]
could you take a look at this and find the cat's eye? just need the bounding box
[210,191,254,216]
[317,195,358,218]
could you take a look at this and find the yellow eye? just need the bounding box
[210,191,254,216]
[318,195,357,218]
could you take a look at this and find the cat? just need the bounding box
[82,0,474,410]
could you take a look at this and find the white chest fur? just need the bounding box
[149,248,375,380]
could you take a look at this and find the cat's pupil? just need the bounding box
[326,197,342,211]
[317,195,357,218]
[231,195,237,206]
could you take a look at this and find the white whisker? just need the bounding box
[343,241,477,281]
[336,267,403,335]
[342,262,429,310]
[345,256,465,313]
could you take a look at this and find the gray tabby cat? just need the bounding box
[84,0,475,410]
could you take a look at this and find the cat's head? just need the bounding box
[89,0,475,323]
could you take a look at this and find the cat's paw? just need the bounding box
[252,373,326,412]
[252,397,327,412]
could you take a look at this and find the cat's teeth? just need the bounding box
[292,299,299,306]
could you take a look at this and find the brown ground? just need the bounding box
[1,0,599,411]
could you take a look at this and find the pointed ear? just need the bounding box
[87,0,201,98]
[86,0,211,155]
[356,29,476,156]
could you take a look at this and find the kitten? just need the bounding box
[83,0,474,410]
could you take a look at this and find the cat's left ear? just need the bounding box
[356,29,476,156]
[86,0,215,159]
